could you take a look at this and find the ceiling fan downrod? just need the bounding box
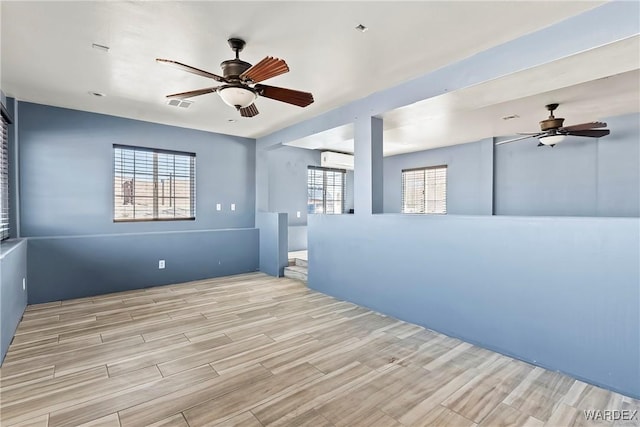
[228,38,245,60]
[540,103,564,131]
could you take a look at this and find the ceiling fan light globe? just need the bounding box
[218,87,256,109]
[538,134,567,146]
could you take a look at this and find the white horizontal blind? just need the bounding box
[307,166,345,214]
[0,114,9,240]
[425,166,447,214]
[401,165,447,214]
[307,167,325,214]
[401,169,425,213]
[114,145,195,221]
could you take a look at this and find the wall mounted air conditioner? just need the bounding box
[321,151,354,170]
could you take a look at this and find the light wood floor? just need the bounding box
[1,273,637,427]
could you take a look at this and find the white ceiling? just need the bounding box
[285,36,640,156]
[1,1,605,139]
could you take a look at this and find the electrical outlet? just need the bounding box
[231,203,236,211]
[216,203,221,211]
[159,260,165,269]
[22,278,26,291]
[296,211,301,218]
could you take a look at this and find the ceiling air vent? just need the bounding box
[167,99,193,108]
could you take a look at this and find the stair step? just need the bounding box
[284,265,308,283]
[288,258,308,268]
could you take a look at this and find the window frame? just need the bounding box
[401,165,447,215]
[307,165,346,215]
[113,144,196,222]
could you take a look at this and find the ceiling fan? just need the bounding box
[156,38,314,118]
[496,104,610,147]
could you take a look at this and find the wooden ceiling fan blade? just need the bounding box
[166,87,220,99]
[562,121,607,132]
[240,57,289,83]
[566,129,610,138]
[495,133,544,146]
[255,84,314,107]
[156,59,228,83]
[241,57,289,82]
[239,104,259,118]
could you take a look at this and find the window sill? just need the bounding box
[0,238,26,260]
[113,217,196,223]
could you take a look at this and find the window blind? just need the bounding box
[307,166,346,214]
[401,165,447,214]
[0,111,9,240]
[114,145,195,221]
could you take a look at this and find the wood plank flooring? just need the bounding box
[1,272,637,426]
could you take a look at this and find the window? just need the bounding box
[402,165,447,214]
[307,166,345,214]
[114,145,195,221]
[0,106,10,241]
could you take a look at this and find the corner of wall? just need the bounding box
[0,239,28,365]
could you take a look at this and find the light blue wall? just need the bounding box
[383,113,639,218]
[308,214,640,398]
[267,145,320,227]
[28,229,257,303]
[18,102,259,303]
[596,114,640,217]
[0,240,28,363]
[384,138,494,215]
[265,144,322,251]
[288,226,307,252]
[354,117,384,215]
[19,102,256,236]
[256,212,287,277]
[494,113,640,217]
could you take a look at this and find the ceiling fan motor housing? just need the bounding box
[220,59,252,80]
[539,117,564,131]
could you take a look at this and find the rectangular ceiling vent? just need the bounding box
[167,99,193,108]
[321,151,354,170]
